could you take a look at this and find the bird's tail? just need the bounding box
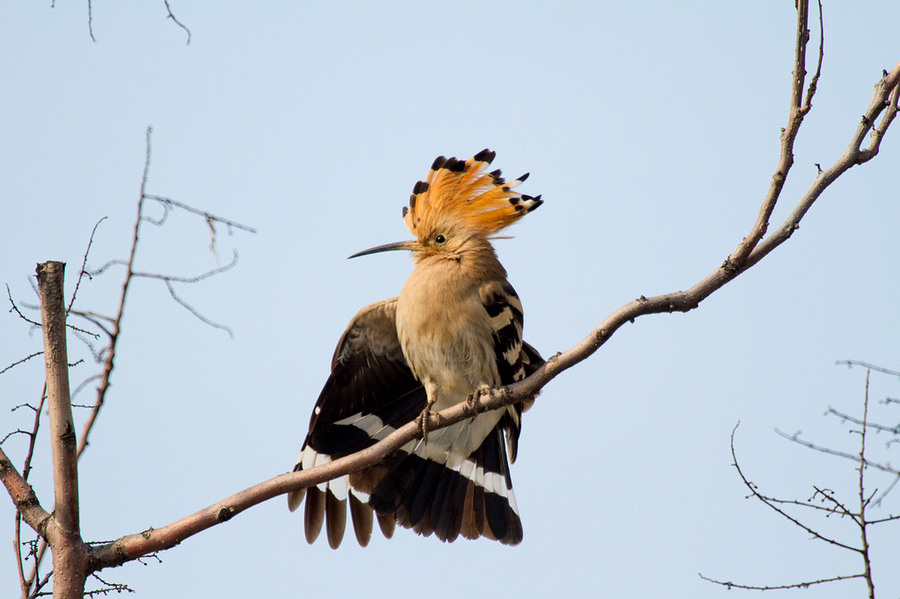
[369,419,523,545]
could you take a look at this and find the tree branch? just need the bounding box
[36,262,89,598]
[698,572,865,591]
[162,0,191,45]
[0,446,53,542]
[727,0,823,269]
[729,425,861,554]
[858,370,875,599]
[775,429,900,476]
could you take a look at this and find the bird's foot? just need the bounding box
[466,385,493,413]
[415,401,441,442]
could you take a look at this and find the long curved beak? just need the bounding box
[348,240,418,259]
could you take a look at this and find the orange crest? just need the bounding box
[402,149,542,237]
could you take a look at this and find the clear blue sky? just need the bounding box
[2,2,899,597]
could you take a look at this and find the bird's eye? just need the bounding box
[435,234,446,244]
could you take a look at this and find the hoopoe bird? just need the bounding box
[288,149,543,548]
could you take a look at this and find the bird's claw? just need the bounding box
[466,385,493,413]
[416,402,441,442]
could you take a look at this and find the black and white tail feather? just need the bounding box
[288,297,543,548]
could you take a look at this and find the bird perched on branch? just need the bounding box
[288,149,544,548]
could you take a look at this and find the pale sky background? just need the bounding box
[1,2,899,598]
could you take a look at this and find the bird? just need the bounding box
[287,149,544,548]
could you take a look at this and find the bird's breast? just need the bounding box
[395,265,499,404]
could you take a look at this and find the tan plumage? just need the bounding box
[289,149,542,547]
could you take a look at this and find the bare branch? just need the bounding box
[37,262,90,596]
[803,0,824,112]
[163,280,234,338]
[70,128,154,462]
[699,572,865,591]
[75,127,252,460]
[858,370,875,599]
[21,384,47,484]
[130,249,239,284]
[7,282,100,340]
[126,251,240,338]
[758,489,855,517]
[827,406,900,435]
[872,474,900,508]
[775,429,900,476]
[836,360,900,378]
[16,512,28,598]
[0,446,53,552]
[86,0,96,43]
[809,486,858,522]
[85,260,128,278]
[729,424,861,554]
[726,0,821,269]
[143,195,257,235]
[740,58,900,273]
[71,375,102,404]
[7,285,42,328]
[0,351,44,376]
[162,0,191,45]
[84,573,133,596]
[66,218,107,316]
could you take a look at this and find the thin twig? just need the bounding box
[872,474,900,508]
[0,352,44,376]
[71,125,153,460]
[810,485,859,523]
[731,425,861,554]
[7,285,42,328]
[130,249,239,284]
[66,218,106,316]
[802,0,824,112]
[86,260,128,278]
[144,196,257,234]
[699,572,865,591]
[775,429,900,476]
[15,509,27,598]
[87,0,96,42]
[163,0,191,45]
[85,572,134,596]
[837,360,900,378]
[858,370,875,599]
[17,383,47,598]
[827,406,900,435]
[164,280,234,338]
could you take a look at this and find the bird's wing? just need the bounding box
[479,280,545,462]
[479,279,527,385]
[288,297,426,549]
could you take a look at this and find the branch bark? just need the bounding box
[0,448,52,545]
[36,262,89,599]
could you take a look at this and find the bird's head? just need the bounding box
[350,149,542,261]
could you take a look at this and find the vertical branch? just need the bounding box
[76,127,151,459]
[16,383,47,599]
[858,370,875,599]
[36,262,87,599]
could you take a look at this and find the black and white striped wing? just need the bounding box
[480,280,544,461]
[288,297,427,549]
